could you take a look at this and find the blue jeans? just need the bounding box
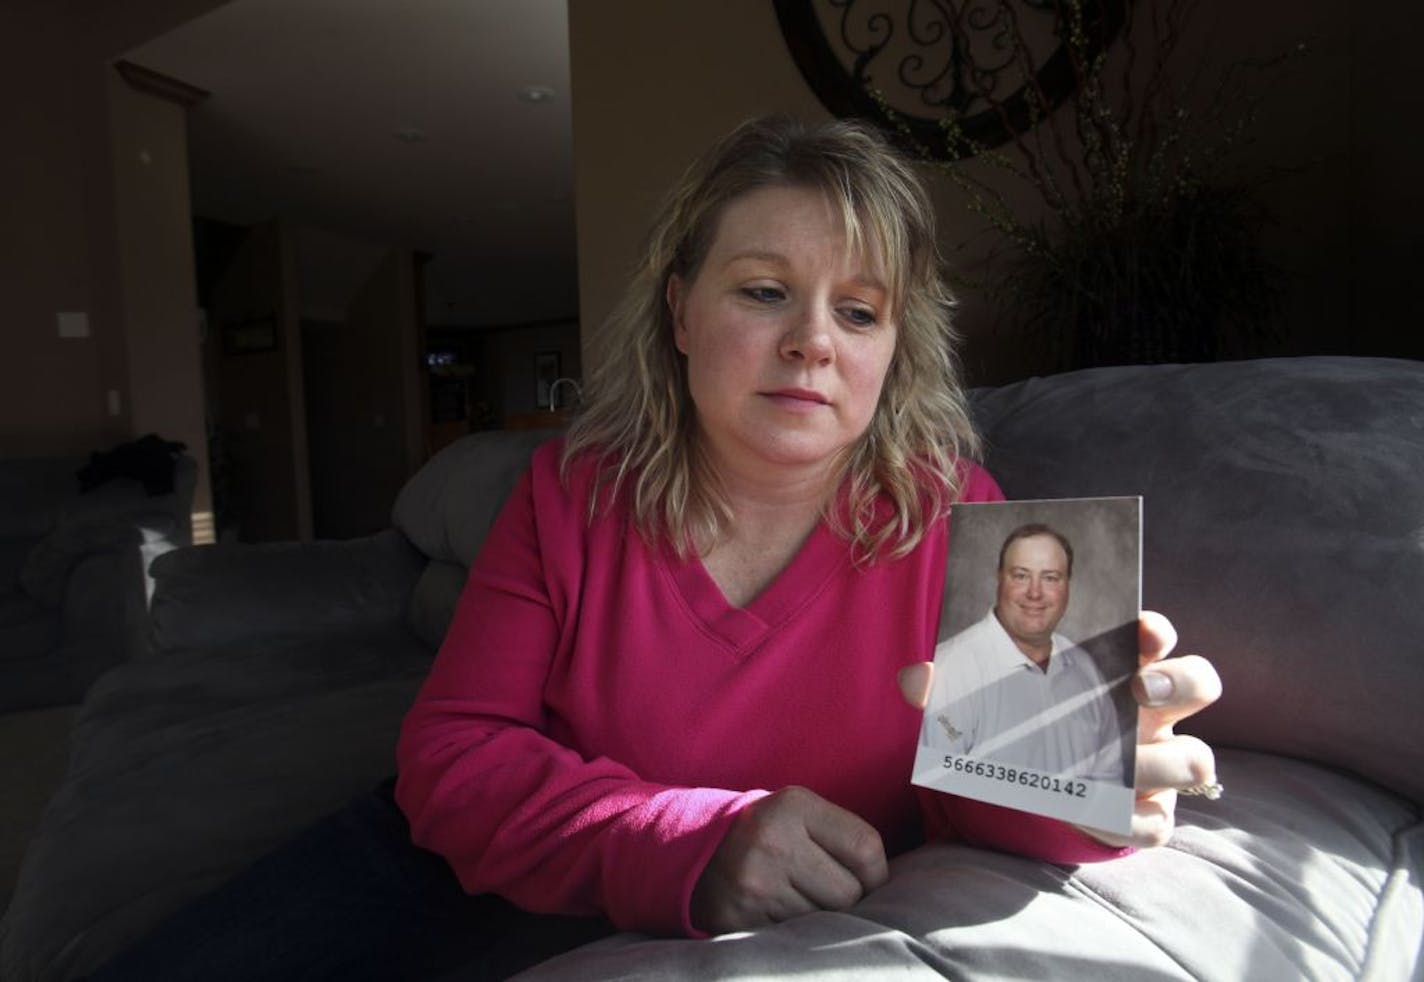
[86,780,614,981]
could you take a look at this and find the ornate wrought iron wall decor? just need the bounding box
[774,0,1127,160]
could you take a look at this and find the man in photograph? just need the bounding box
[922,523,1125,783]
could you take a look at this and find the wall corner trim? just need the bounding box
[113,59,210,108]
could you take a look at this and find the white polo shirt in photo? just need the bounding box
[921,609,1125,783]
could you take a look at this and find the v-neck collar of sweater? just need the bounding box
[657,520,851,657]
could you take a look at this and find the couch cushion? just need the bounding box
[517,749,1421,981]
[148,529,424,653]
[966,357,1424,807]
[0,590,59,662]
[0,535,42,593]
[407,559,469,650]
[18,517,145,607]
[0,632,433,982]
[392,430,558,567]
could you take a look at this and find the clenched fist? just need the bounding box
[690,785,889,935]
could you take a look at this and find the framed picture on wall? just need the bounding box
[535,351,561,409]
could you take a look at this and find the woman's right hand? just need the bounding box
[690,785,889,934]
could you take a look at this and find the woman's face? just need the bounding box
[667,185,897,488]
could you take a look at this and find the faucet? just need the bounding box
[548,377,582,413]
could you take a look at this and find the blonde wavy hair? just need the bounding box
[564,115,980,561]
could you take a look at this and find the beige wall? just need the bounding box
[2,7,124,454]
[567,0,830,380]
[568,1,1421,385]
[1,0,229,452]
[108,68,213,536]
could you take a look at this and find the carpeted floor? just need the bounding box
[0,705,75,916]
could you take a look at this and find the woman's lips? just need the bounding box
[763,388,830,410]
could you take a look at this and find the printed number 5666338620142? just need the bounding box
[941,755,1089,798]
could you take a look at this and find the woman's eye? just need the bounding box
[742,286,785,304]
[840,306,878,327]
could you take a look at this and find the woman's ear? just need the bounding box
[666,274,689,354]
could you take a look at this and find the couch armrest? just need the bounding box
[18,516,145,607]
[148,528,425,653]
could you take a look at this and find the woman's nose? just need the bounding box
[779,305,835,363]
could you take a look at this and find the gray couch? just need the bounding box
[2,356,1420,981]
[0,449,195,711]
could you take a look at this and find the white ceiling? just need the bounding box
[126,0,577,328]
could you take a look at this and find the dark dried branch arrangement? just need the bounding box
[878,0,1304,368]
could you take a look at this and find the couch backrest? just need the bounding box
[0,452,198,598]
[389,360,1423,804]
[393,429,561,566]
[392,429,559,648]
[969,356,1424,805]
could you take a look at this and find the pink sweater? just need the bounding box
[395,442,1126,936]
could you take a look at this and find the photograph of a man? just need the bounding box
[921,522,1124,784]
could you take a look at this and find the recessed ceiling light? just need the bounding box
[394,127,429,143]
[517,85,555,104]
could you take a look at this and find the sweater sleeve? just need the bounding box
[394,454,765,936]
[917,789,1133,862]
[920,459,1134,864]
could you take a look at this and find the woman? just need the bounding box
[396,115,1219,939]
[93,115,1219,980]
